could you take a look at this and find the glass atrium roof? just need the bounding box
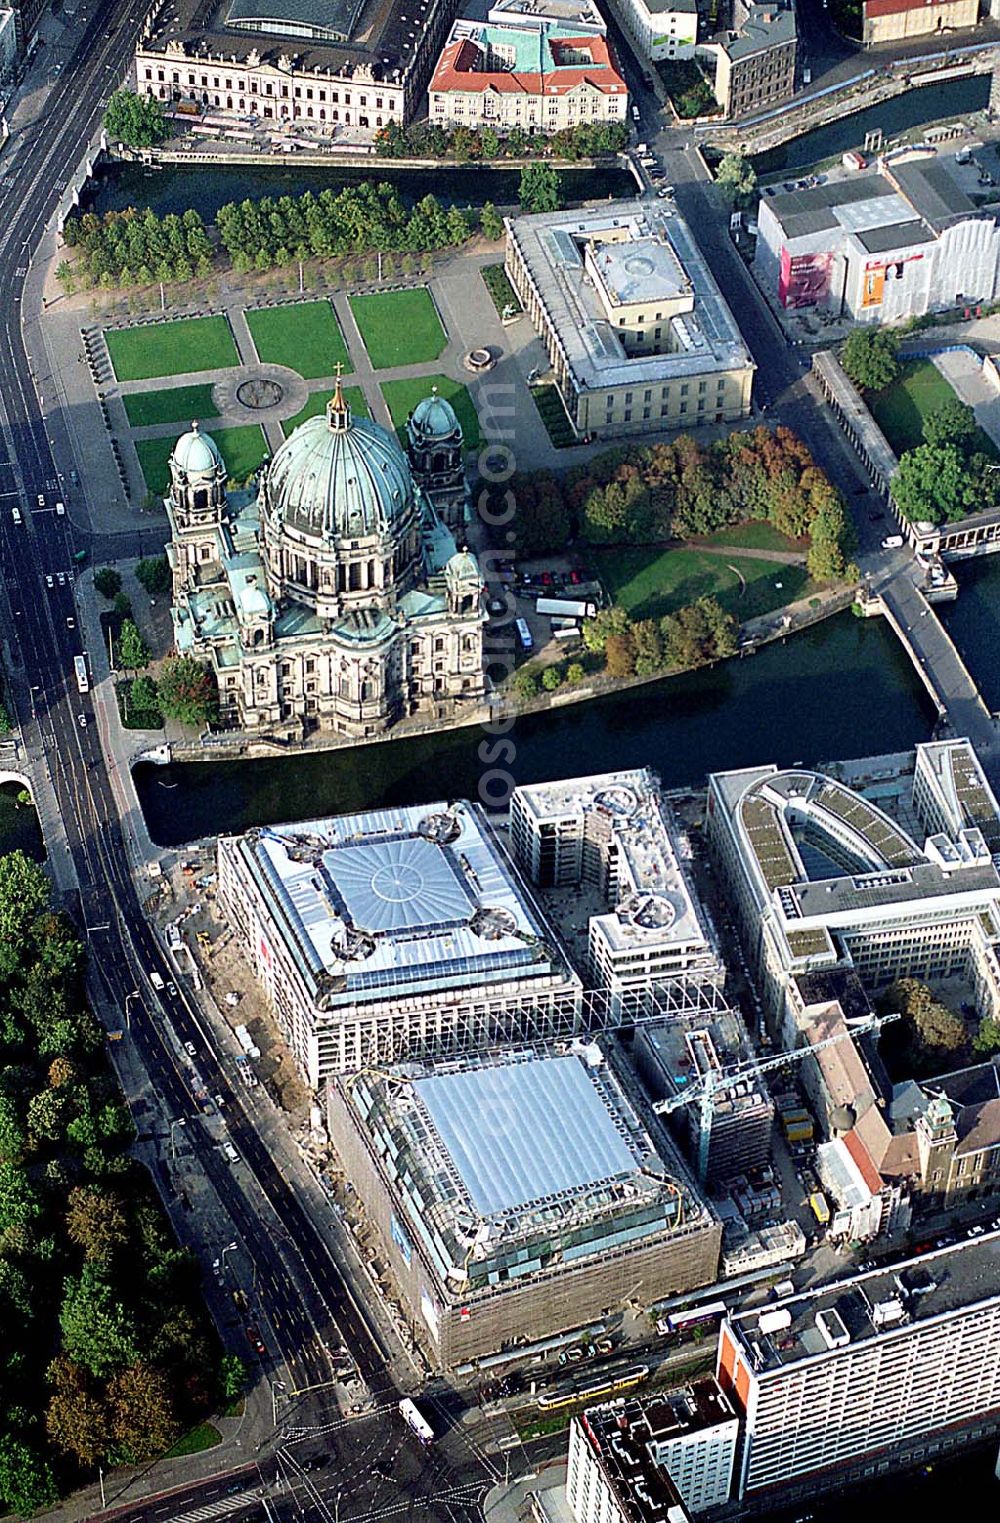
[414,1055,637,1216]
[327,836,472,935]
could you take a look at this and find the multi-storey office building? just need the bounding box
[706,743,1000,1039]
[327,1044,721,1366]
[510,770,723,1004]
[504,201,754,441]
[217,799,582,1085]
[718,1240,1000,1499]
[567,1380,739,1523]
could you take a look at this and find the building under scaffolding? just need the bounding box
[217,800,583,1086]
[327,1041,722,1367]
[635,1004,774,1189]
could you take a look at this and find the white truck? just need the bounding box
[536,596,597,620]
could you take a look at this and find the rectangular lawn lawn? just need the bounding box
[135,424,268,495]
[123,383,219,428]
[594,546,811,623]
[245,302,351,380]
[869,359,999,460]
[349,288,446,369]
[106,316,239,382]
[281,386,369,437]
[380,375,480,450]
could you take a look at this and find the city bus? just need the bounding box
[662,1300,727,1336]
[399,1398,434,1445]
[74,655,89,694]
[515,617,533,651]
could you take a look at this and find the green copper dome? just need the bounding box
[266,382,414,542]
[409,391,461,443]
[172,421,224,478]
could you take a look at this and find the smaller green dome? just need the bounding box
[410,391,461,443]
[172,421,223,478]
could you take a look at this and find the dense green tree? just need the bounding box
[60,1264,138,1378]
[841,327,900,391]
[882,977,967,1074]
[513,667,539,699]
[582,605,631,655]
[103,89,168,149]
[94,567,122,599]
[922,396,978,453]
[0,1434,58,1515]
[220,1353,247,1401]
[973,1016,1000,1057]
[156,656,219,728]
[519,162,561,214]
[0,1093,25,1162]
[0,851,50,976]
[135,555,171,595]
[892,442,979,525]
[118,619,150,672]
[716,152,757,207]
[541,666,562,691]
[566,661,586,684]
[480,201,504,241]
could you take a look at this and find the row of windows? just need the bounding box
[141,64,391,109]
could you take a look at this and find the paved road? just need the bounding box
[0,7,510,1521]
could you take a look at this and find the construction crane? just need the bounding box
[652,1012,901,1182]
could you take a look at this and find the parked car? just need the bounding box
[245,1324,266,1355]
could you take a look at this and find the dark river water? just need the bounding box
[82,160,636,221]
[752,73,990,175]
[135,608,936,847]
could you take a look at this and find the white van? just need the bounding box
[11,506,21,525]
[632,105,641,123]
[55,501,65,516]
[149,971,165,991]
[881,535,904,549]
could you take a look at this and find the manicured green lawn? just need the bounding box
[703,521,801,552]
[380,375,480,450]
[280,385,369,437]
[164,1422,221,1458]
[123,383,220,428]
[106,316,239,381]
[135,424,268,494]
[349,288,446,368]
[869,359,999,460]
[593,546,812,623]
[245,301,351,379]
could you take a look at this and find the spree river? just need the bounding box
[135,608,936,846]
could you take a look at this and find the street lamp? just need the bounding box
[270,1378,286,1429]
[124,989,139,1031]
[170,1116,187,1161]
[221,1239,238,1275]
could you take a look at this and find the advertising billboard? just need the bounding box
[862,252,924,310]
[778,247,834,309]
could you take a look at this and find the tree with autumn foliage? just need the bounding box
[156,655,218,728]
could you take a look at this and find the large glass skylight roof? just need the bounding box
[325,836,471,935]
[414,1056,637,1217]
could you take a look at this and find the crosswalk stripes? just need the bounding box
[163,1496,254,1523]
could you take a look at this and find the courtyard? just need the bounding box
[869,357,1000,459]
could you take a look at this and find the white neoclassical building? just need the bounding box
[166,379,486,739]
